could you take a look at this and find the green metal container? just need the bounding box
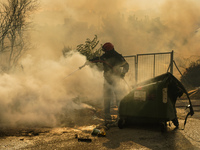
[118,73,194,130]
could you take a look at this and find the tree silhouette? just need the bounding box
[0,0,38,72]
[180,61,200,89]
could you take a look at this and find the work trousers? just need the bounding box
[103,78,122,119]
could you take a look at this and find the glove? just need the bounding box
[79,61,90,69]
[120,72,125,78]
[84,60,90,66]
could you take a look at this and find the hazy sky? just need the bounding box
[34,0,166,26]
[31,0,200,58]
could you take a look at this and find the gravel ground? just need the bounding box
[0,100,200,150]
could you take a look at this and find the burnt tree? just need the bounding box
[0,0,38,72]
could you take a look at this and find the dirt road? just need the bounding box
[0,102,200,150]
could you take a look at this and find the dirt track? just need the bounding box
[0,102,200,150]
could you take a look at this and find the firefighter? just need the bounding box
[89,42,129,122]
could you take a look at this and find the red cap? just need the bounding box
[102,42,114,51]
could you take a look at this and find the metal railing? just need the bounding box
[124,50,174,85]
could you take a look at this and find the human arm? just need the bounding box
[120,61,129,78]
[89,54,105,63]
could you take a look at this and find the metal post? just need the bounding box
[135,55,138,83]
[153,54,155,77]
[170,50,174,75]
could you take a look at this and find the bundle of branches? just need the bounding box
[76,35,103,60]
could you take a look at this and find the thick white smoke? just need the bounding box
[1,0,200,127]
[0,51,104,127]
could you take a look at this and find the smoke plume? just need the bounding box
[1,0,200,127]
[0,52,104,127]
[32,0,200,57]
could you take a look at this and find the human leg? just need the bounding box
[103,81,113,120]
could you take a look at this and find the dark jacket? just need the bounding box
[90,49,129,84]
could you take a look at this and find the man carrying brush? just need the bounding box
[88,42,129,122]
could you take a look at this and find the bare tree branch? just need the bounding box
[0,0,38,72]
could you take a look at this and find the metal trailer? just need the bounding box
[118,72,194,131]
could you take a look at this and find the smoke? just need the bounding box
[31,0,200,57]
[1,0,200,127]
[159,0,200,55]
[0,52,104,127]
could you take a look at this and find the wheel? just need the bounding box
[160,122,167,132]
[118,118,125,129]
[172,118,179,128]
